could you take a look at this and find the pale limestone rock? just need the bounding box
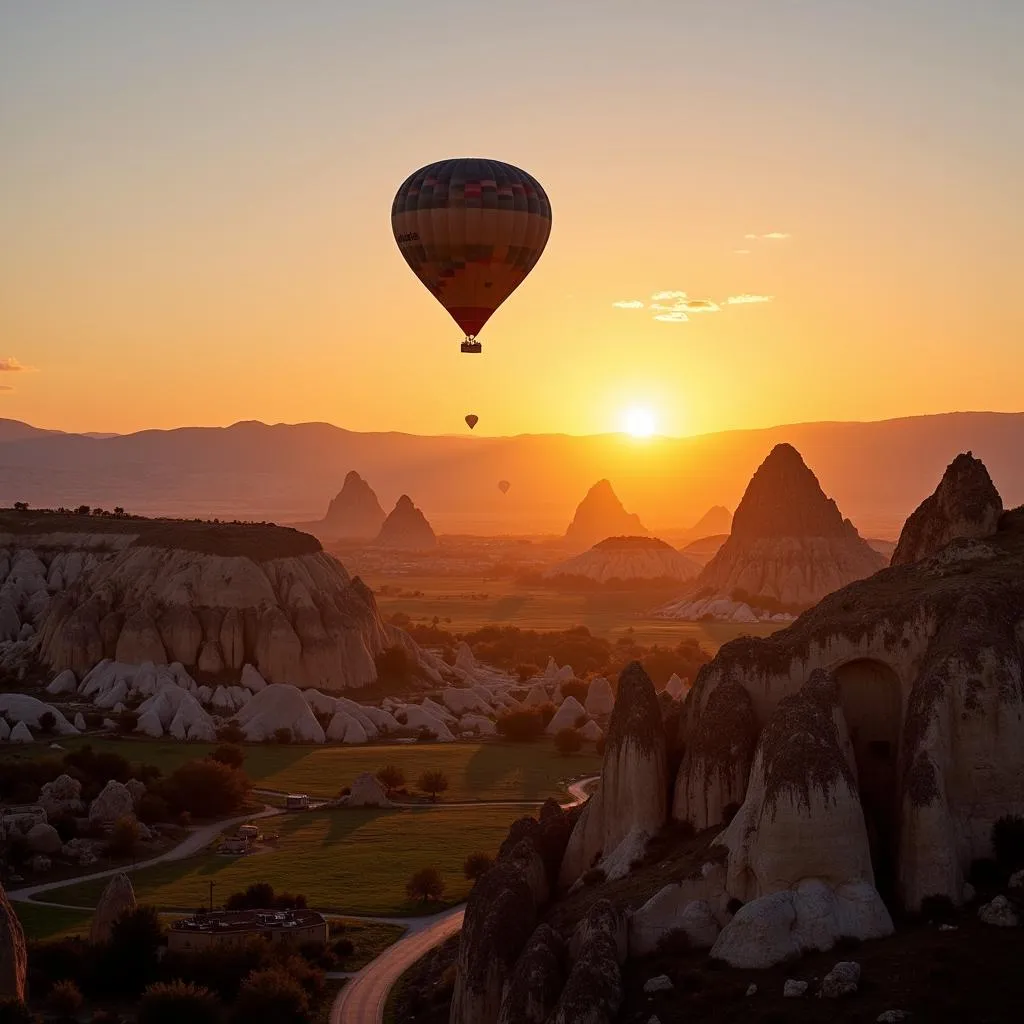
[392,703,455,742]
[579,719,603,743]
[821,960,861,997]
[664,673,688,700]
[784,980,808,998]
[90,873,136,943]
[234,683,325,743]
[197,640,224,675]
[0,720,9,741]
[73,712,86,731]
[545,696,586,735]
[643,975,673,994]
[0,693,78,734]
[115,610,166,665]
[219,607,245,670]
[9,722,32,744]
[546,537,699,585]
[326,710,368,744]
[523,683,551,708]
[88,780,135,825]
[346,772,391,807]
[460,713,497,736]
[442,687,493,717]
[45,669,77,695]
[304,688,337,716]
[136,710,163,738]
[422,696,457,724]
[585,677,614,717]
[240,663,267,692]
[26,823,62,854]
[157,605,202,665]
[629,891,722,956]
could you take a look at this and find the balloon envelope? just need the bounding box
[392,158,552,341]
[498,480,510,494]
[465,414,478,430]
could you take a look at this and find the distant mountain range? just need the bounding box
[1,412,1022,537]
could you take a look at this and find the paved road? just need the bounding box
[331,775,597,1024]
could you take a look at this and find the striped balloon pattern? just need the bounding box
[392,158,552,343]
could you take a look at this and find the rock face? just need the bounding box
[560,662,667,885]
[496,924,565,1024]
[0,885,27,1002]
[15,521,432,691]
[375,495,438,551]
[891,452,1002,566]
[676,457,1024,913]
[549,900,626,1024]
[545,536,699,584]
[90,873,137,943]
[674,444,886,613]
[564,480,648,551]
[319,470,386,539]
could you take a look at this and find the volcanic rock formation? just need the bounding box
[90,873,137,943]
[564,480,648,551]
[318,470,386,540]
[375,495,438,551]
[890,452,1003,566]
[661,444,886,618]
[685,504,733,540]
[544,536,699,584]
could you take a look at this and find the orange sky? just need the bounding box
[1,1,1021,438]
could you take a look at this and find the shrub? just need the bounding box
[104,905,163,993]
[48,979,84,1021]
[495,709,545,742]
[463,850,494,881]
[581,867,606,886]
[332,937,355,959]
[993,815,1024,873]
[116,710,138,735]
[209,744,245,770]
[136,792,170,825]
[38,711,57,735]
[161,938,273,1002]
[516,663,539,683]
[560,680,588,704]
[417,770,449,802]
[406,866,446,903]
[231,967,309,1024]
[161,760,249,818]
[374,645,413,689]
[554,728,582,756]
[376,765,405,794]
[138,980,221,1024]
[920,893,957,923]
[272,728,293,746]
[226,882,275,911]
[106,815,140,857]
[726,897,743,915]
[51,812,78,842]
[215,722,246,745]
[536,702,557,727]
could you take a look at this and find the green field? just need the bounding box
[362,573,780,650]
[40,805,526,916]
[12,903,93,942]
[13,738,600,803]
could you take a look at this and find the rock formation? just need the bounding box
[544,536,699,584]
[319,470,386,539]
[375,495,438,551]
[90,873,137,943]
[549,900,626,1024]
[560,662,667,885]
[38,774,83,819]
[686,504,733,539]
[0,518,436,691]
[0,885,26,1002]
[891,452,1002,566]
[584,677,614,717]
[89,780,135,825]
[496,924,565,1024]
[564,480,648,551]
[234,683,326,743]
[346,772,392,807]
[662,444,886,618]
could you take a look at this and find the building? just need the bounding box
[0,805,47,839]
[167,908,328,952]
[285,793,310,811]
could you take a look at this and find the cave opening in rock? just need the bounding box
[835,658,903,902]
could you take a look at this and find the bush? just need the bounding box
[161,760,249,819]
[116,709,138,735]
[272,728,293,746]
[516,663,539,683]
[225,882,275,911]
[38,711,57,735]
[377,765,405,794]
[231,967,309,1024]
[726,897,743,915]
[138,980,221,1024]
[374,645,413,688]
[993,815,1024,873]
[136,792,170,825]
[495,709,545,742]
[51,811,78,842]
[407,866,446,903]
[463,851,494,881]
[417,770,449,802]
[560,680,588,704]
[209,744,245,770]
[215,722,246,745]
[104,906,163,993]
[161,938,274,1002]
[654,928,691,955]
[48,979,84,1021]
[106,815,139,858]
[536,702,557,727]
[554,728,582,756]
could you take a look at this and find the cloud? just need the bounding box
[681,299,720,313]
[612,299,645,309]
[653,311,689,323]
[726,293,774,305]
[0,385,13,392]
[733,248,751,255]
[743,232,790,241]
[650,290,688,302]
[0,357,33,372]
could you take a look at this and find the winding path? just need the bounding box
[330,775,597,1024]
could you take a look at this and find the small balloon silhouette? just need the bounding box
[465,414,479,430]
[498,480,511,494]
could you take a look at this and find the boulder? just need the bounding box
[821,960,861,997]
[233,683,325,743]
[88,780,135,826]
[978,895,1018,927]
[460,714,497,737]
[90,873,137,943]
[125,778,146,808]
[442,687,493,717]
[45,669,77,695]
[0,693,78,735]
[73,712,86,731]
[585,677,614,717]
[39,774,83,819]
[326,711,368,744]
[643,975,673,994]
[9,722,32,744]
[629,889,722,956]
[545,696,587,736]
[0,720,8,742]
[346,772,391,808]
[0,885,27,1001]
[891,452,1003,566]
[240,663,267,692]
[26,823,62,855]
[784,980,808,998]
[579,720,603,743]
[664,673,688,700]
[560,663,667,885]
[393,704,455,742]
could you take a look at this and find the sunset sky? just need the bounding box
[1,1,1020,438]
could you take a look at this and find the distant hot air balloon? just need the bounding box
[465,414,478,430]
[498,480,511,494]
[392,158,552,353]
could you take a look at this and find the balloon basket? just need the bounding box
[460,339,482,354]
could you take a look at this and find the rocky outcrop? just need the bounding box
[564,481,648,551]
[88,780,135,825]
[685,505,733,541]
[320,471,386,539]
[668,444,885,615]
[234,683,325,743]
[375,495,437,551]
[0,885,26,1002]
[497,924,566,1024]
[38,774,83,819]
[549,900,626,1024]
[90,873,137,943]
[891,452,1002,566]
[26,823,62,855]
[346,772,391,807]
[560,663,666,885]
[545,536,699,584]
[584,677,614,717]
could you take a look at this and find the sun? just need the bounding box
[622,406,656,438]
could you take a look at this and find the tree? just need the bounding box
[225,882,275,911]
[113,506,125,517]
[116,709,139,735]
[106,905,163,993]
[11,502,28,512]
[376,765,405,795]
[209,744,245,769]
[38,710,57,735]
[554,727,582,756]
[106,814,140,857]
[230,967,309,1024]
[463,850,494,881]
[216,722,246,744]
[417,770,449,803]
[495,708,545,742]
[138,980,221,1024]
[47,979,83,1022]
[75,505,91,516]
[161,759,249,818]
[273,727,293,745]
[406,866,445,904]
[374,645,413,688]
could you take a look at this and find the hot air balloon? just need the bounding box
[465,414,478,430]
[498,480,511,495]
[392,158,552,353]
